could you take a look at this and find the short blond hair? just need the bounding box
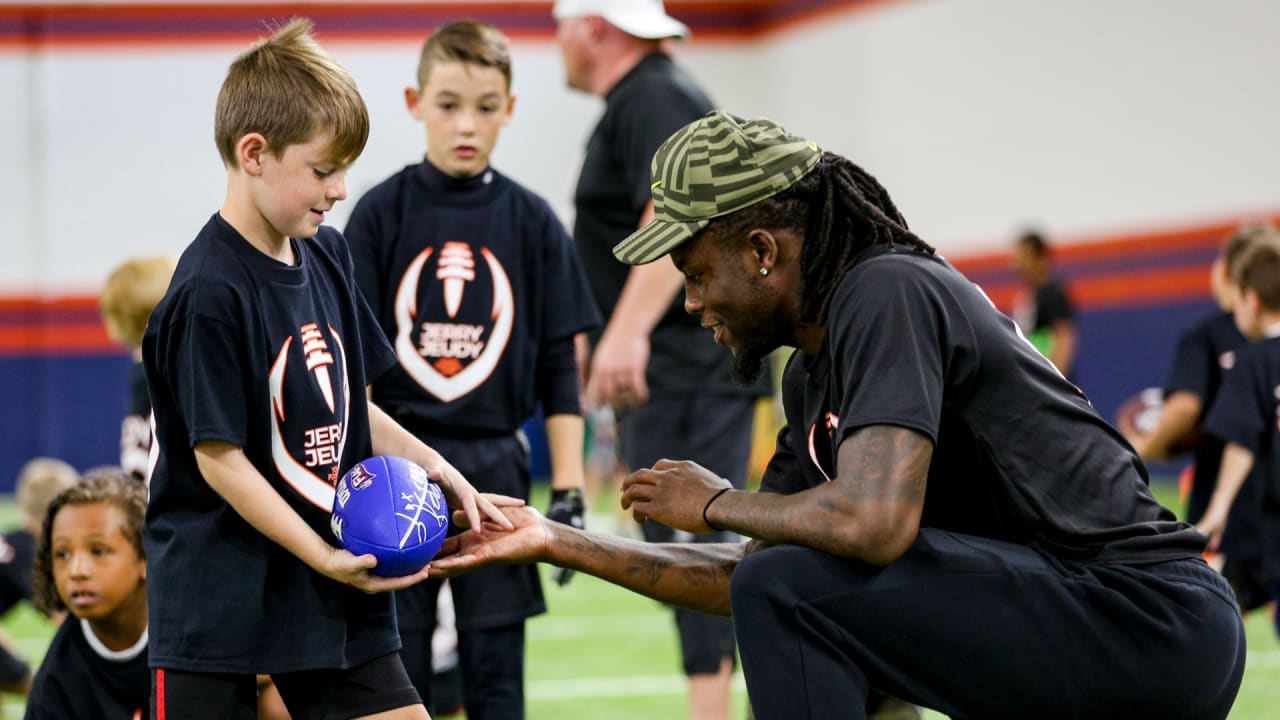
[15,457,79,531]
[100,255,176,349]
[214,17,369,168]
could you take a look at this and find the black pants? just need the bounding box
[393,430,544,719]
[400,612,525,720]
[731,529,1246,720]
[621,394,756,675]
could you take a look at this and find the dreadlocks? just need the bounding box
[710,152,934,324]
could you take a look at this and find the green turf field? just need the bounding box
[2,481,1276,719]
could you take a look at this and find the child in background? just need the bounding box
[25,468,148,719]
[1,458,80,621]
[1200,227,1280,636]
[1010,229,1078,378]
[99,255,176,483]
[141,18,510,720]
[344,20,600,717]
[0,458,79,700]
[1130,225,1271,611]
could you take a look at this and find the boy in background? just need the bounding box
[99,255,176,482]
[344,20,600,718]
[1010,229,1078,378]
[1130,225,1271,611]
[142,18,511,719]
[0,458,79,700]
[1200,227,1280,636]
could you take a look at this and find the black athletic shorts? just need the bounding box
[152,652,420,720]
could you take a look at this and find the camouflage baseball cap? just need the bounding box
[613,110,822,265]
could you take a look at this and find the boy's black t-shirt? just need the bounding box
[761,247,1206,563]
[1204,336,1280,581]
[345,162,601,432]
[25,619,148,719]
[1163,311,1248,523]
[142,214,399,673]
[572,52,770,399]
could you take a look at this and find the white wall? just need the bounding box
[2,0,1278,294]
[754,0,1280,252]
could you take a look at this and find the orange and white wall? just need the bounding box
[2,0,1278,482]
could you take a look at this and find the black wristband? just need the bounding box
[702,487,732,532]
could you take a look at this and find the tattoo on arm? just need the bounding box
[709,425,932,562]
[559,530,742,615]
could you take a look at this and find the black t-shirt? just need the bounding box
[345,162,601,433]
[142,214,399,673]
[573,53,769,398]
[25,619,148,720]
[1014,276,1075,333]
[120,361,152,483]
[760,247,1205,563]
[1163,311,1247,523]
[0,530,33,615]
[1204,336,1280,580]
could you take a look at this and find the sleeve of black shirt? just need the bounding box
[166,304,251,448]
[535,335,581,418]
[537,206,603,342]
[334,229,398,384]
[1036,280,1076,324]
[1163,321,1213,400]
[343,190,391,323]
[826,260,951,444]
[1203,346,1267,452]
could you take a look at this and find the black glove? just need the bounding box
[546,488,585,586]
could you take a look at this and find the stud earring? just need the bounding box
[760,267,769,276]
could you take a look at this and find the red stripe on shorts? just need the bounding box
[155,668,165,720]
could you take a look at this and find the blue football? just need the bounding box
[330,456,450,577]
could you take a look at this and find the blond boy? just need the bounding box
[141,19,512,718]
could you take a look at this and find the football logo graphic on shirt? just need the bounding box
[393,242,514,402]
[269,323,351,510]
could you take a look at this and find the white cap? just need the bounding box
[552,0,691,40]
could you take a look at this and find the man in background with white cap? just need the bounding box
[552,3,771,719]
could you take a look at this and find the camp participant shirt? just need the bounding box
[25,619,148,720]
[1204,336,1280,583]
[345,162,601,433]
[143,215,399,673]
[760,247,1206,563]
[1163,311,1248,524]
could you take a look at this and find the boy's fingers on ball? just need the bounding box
[485,492,525,507]
[480,498,514,530]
